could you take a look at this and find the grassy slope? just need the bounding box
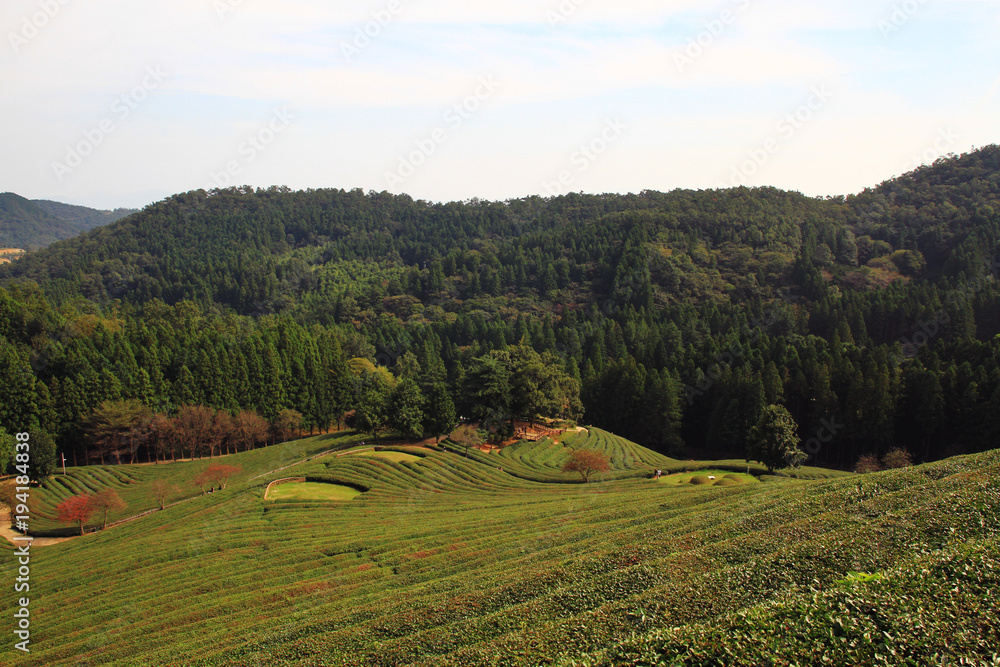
[1,433,997,666]
[25,432,358,536]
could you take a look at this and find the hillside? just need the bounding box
[0,146,1000,469]
[1,433,996,666]
[0,192,136,250]
[2,149,1000,470]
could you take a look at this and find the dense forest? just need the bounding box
[2,146,999,473]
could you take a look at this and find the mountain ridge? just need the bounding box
[0,191,136,250]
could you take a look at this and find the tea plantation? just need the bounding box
[3,428,998,666]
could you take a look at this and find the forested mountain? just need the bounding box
[0,192,136,250]
[2,147,999,471]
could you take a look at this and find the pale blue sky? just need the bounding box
[1,0,998,209]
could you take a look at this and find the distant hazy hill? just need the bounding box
[0,192,136,250]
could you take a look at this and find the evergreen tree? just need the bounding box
[389,379,425,439]
[422,382,457,443]
[746,404,803,473]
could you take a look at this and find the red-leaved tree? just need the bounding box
[562,449,612,483]
[56,495,95,535]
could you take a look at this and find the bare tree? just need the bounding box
[273,409,304,444]
[208,410,234,457]
[150,480,178,510]
[233,410,269,452]
[174,405,214,459]
[91,489,126,530]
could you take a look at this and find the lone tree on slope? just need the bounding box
[91,489,127,530]
[563,449,611,483]
[56,495,96,535]
[150,480,178,510]
[450,424,482,458]
[746,404,804,474]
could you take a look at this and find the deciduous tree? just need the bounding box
[174,405,214,459]
[746,404,802,474]
[150,480,178,510]
[233,410,269,452]
[91,489,126,530]
[389,379,424,439]
[450,424,482,458]
[562,449,611,483]
[56,494,95,535]
[882,447,913,469]
[854,453,882,474]
[273,409,303,443]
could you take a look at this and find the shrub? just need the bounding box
[854,454,882,474]
[882,448,914,469]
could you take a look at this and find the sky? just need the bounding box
[1,0,999,210]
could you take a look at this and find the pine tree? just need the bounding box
[422,383,457,443]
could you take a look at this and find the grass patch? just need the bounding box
[357,451,422,463]
[268,482,362,502]
[662,470,757,486]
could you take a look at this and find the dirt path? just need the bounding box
[0,516,74,547]
[263,478,306,501]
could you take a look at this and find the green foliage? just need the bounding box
[27,429,57,481]
[0,427,14,475]
[0,192,135,250]
[388,379,424,439]
[421,382,457,442]
[5,430,1000,665]
[746,404,802,473]
[2,148,1000,468]
[354,370,392,442]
